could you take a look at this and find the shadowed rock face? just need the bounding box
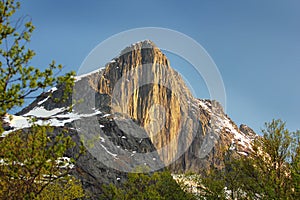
[12,40,255,198]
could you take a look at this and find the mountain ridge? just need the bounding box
[2,40,256,198]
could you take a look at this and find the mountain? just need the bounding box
[2,40,256,198]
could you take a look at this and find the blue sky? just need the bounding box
[18,0,300,133]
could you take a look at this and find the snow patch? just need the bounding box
[75,68,104,81]
[100,144,118,158]
[47,86,57,93]
[196,99,252,150]
[9,115,30,127]
[198,100,210,111]
[99,136,105,143]
[56,157,75,169]
[2,109,103,137]
[1,115,31,137]
[37,96,50,105]
[237,151,248,156]
[24,107,65,118]
[103,114,111,118]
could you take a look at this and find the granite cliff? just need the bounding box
[3,40,256,198]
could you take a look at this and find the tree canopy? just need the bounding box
[102,169,196,200]
[191,119,300,200]
[0,0,75,119]
[0,0,84,199]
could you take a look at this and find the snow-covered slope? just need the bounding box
[197,99,254,155]
[2,68,104,136]
[1,40,257,199]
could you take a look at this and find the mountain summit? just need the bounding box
[5,40,256,198]
[97,40,198,167]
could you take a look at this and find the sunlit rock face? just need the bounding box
[95,40,198,168]
[90,40,254,172]
[10,40,256,198]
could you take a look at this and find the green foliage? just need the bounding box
[198,169,226,200]
[101,170,196,200]
[0,124,85,199]
[291,131,300,198]
[0,0,84,199]
[0,0,75,119]
[196,119,300,200]
[245,119,295,199]
[198,152,250,200]
[36,176,85,200]
[101,120,299,200]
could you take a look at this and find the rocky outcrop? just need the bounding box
[65,115,163,197]
[9,40,256,198]
[94,40,202,168]
[85,40,254,172]
[240,124,256,138]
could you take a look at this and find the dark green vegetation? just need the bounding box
[0,0,84,199]
[0,0,75,118]
[0,125,85,199]
[0,1,299,199]
[192,119,300,200]
[102,169,196,200]
[100,120,299,200]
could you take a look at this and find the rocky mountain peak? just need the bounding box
[3,40,257,198]
[94,40,197,167]
[77,40,253,172]
[120,40,158,55]
[97,40,171,94]
[240,124,256,138]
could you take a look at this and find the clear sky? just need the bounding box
[18,0,300,133]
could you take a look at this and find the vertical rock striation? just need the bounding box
[95,40,201,168]
[87,40,254,172]
[9,40,257,198]
[15,40,255,177]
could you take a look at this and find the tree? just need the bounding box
[197,149,250,200]
[226,119,299,199]
[0,124,85,199]
[101,169,196,200]
[244,119,295,199]
[0,0,75,120]
[194,119,300,200]
[291,130,300,199]
[0,0,84,198]
[198,168,227,200]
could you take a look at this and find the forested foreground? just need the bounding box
[194,119,300,200]
[101,119,299,200]
[0,0,299,199]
